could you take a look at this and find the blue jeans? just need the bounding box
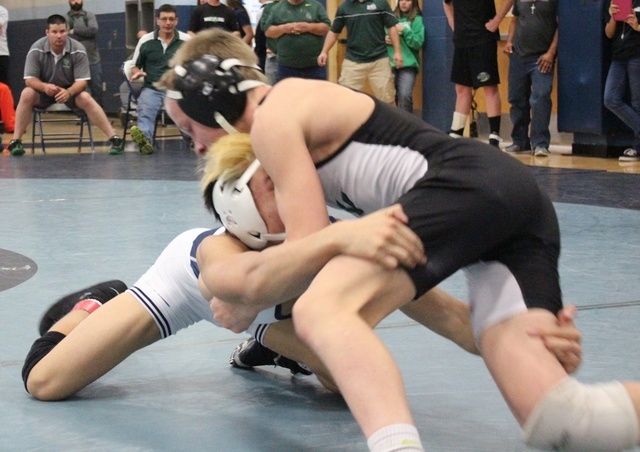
[136,88,165,142]
[276,64,326,82]
[508,54,553,149]
[265,54,278,85]
[394,67,417,113]
[604,54,640,151]
[88,63,103,107]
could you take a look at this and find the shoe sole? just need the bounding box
[131,127,154,155]
[619,157,640,162]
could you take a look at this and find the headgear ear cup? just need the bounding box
[212,160,285,250]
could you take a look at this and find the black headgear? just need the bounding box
[167,55,264,131]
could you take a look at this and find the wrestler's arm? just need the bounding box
[197,205,426,308]
[403,291,582,373]
[250,86,331,240]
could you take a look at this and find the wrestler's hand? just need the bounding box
[332,204,426,270]
[529,305,582,374]
[210,296,259,333]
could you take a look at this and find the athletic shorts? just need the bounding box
[450,41,500,88]
[37,92,81,111]
[128,228,291,341]
[398,141,562,336]
[339,57,395,103]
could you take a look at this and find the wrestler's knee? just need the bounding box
[523,378,639,451]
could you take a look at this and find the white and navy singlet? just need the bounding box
[128,228,290,341]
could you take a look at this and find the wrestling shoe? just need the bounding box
[38,280,127,335]
[108,135,125,155]
[230,338,312,375]
[130,126,154,155]
[8,139,24,156]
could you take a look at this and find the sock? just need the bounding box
[367,424,423,452]
[449,112,468,137]
[72,298,102,314]
[488,115,501,137]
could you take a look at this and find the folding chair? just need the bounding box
[31,104,95,154]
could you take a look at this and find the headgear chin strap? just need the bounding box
[212,160,286,250]
[168,55,265,132]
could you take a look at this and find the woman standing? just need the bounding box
[386,0,424,113]
[604,0,640,162]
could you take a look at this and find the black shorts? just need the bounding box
[37,92,80,111]
[398,139,562,314]
[450,41,500,88]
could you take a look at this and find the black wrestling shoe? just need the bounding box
[38,280,127,336]
[229,338,312,376]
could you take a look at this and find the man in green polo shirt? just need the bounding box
[128,4,189,155]
[263,0,330,81]
[317,0,402,103]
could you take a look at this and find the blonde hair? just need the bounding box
[156,29,267,91]
[200,133,256,214]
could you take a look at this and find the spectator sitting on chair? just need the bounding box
[0,82,15,135]
[7,14,123,156]
[129,5,189,155]
[118,29,148,129]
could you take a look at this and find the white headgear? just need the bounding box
[212,160,286,250]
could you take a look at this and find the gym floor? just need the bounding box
[1,128,639,451]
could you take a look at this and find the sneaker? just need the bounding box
[488,133,501,148]
[229,338,312,375]
[38,280,127,335]
[448,131,463,139]
[108,135,125,155]
[533,146,550,157]
[8,139,24,156]
[130,126,154,155]
[504,143,531,154]
[619,148,639,162]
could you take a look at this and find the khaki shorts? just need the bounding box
[339,57,395,103]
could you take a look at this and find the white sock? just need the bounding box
[450,112,468,133]
[367,424,423,452]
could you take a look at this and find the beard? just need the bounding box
[70,3,83,11]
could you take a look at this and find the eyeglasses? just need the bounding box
[158,17,177,22]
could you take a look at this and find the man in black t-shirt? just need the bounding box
[188,0,241,36]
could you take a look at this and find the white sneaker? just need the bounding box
[619,148,639,162]
[488,133,501,148]
[533,146,550,157]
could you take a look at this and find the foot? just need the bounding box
[533,146,550,157]
[130,126,154,155]
[488,133,501,148]
[230,338,313,375]
[619,148,639,162]
[8,139,24,156]
[503,143,530,153]
[108,135,125,155]
[38,280,127,335]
